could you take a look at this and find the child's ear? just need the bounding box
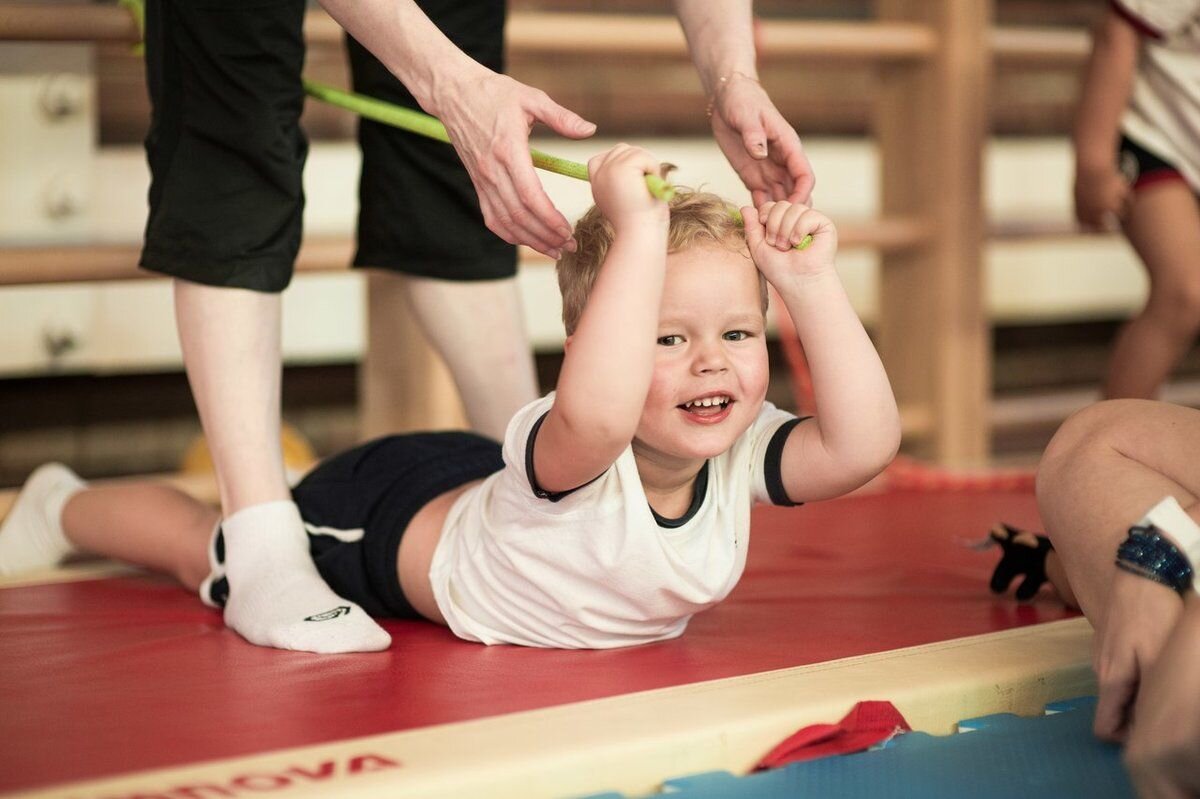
[563,334,574,353]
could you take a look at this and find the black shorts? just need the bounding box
[1119,134,1191,193]
[205,431,504,619]
[139,0,308,292]
[348,1,517,281]
[140,0,514,293]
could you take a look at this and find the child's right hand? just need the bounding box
[1074,165,1131,231]
[588,144,669,234]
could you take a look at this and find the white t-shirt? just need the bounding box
[429,394,802,649]
[1115,0,1200,190]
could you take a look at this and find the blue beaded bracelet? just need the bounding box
[1115,525,1194,595]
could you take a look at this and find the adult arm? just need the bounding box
[1072,8,1140,229]
[673,0,814,205]
[319,0,596,258]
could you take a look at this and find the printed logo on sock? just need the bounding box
[305,606,352,622]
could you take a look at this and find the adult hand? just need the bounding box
[1092,569,1184,742]
[710,73,814,207]
[435,68,597,259]
[1124,596,1200,799]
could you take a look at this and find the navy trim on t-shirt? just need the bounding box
[650,462,710,528]
[765,417,809,507]
[525,411,605,502]
[1110,0,1165,39]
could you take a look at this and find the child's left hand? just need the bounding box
[742,201,837,286]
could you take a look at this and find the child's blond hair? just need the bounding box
[556,188,768,336]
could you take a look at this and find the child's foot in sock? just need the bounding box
[221,500,391,654]
[0,463,85,575]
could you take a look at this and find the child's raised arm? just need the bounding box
[533,146,670,493]
[743,202,900,502]
[1073,8,1140,230]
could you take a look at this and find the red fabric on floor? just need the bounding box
[0,488,1074,793]
[755,701,912,769]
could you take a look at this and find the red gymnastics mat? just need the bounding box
[0,487,1076,795]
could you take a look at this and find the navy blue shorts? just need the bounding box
[1119,134,1193,194]
[140,0,514,292]
[206,431,504,619]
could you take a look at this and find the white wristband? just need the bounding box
[1142,496,1200,594]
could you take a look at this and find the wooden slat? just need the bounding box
[990,26,1088,68]
[503,15,937,61]
[0,218,931,287]
[0,238,352,286]
[0,5,936,63]
[0,3,137,42]
[876,0,991,465]
[0,4,1085,68]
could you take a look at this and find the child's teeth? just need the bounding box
[685,396,729,409]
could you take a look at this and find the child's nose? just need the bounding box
[692,342,730,374]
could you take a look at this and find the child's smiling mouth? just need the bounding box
[678,394,733,423]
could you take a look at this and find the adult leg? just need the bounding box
[1037,399,1199,737]
[348,0,538,443]
[1104,182,1200,399]
[396,273,538,441]
[142,0,386,652]
[1037,399,1200,625]
[174,284,388,652]
[175,283,289,515]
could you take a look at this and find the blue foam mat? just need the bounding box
[580,697,1131,799]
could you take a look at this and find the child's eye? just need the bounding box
[657,334,684,346]
[723,330,751,341]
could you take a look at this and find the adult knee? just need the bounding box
[1037,400,1142,503]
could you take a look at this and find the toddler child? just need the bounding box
[0,144,900,652]
[1073,0,1200,398]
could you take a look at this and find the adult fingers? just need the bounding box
[529,90,597,140]
[1094,652,1137,742]
[475,152,569,258]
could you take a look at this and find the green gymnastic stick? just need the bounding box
[304,80,811,250]
[304,79,675,201]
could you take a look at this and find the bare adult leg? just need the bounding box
[386,272,540,441]
[1037,399,1200,624]
[1104,183,1200,399]
[174,280,389,653]
[1037,399,1200,738]
[360,272,469,439]
[175,281,289,515]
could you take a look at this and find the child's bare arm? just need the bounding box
[533,146,670,493]
[744,202,900,502]
[1073,9,1139,230]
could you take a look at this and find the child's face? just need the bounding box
[633,241,770,466]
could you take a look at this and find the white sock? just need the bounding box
[220,500,391,654]
[1139,496,1200,572]
[0,463,86,576]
